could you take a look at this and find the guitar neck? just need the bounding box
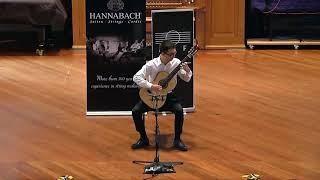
[165,55,190,82]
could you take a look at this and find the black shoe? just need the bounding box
[173,139,188,151]
[131,138,149,149]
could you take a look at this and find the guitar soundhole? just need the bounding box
[159,80,168,89]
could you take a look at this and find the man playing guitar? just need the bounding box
[131,40,193,151]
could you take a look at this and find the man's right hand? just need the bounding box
[151,84,162,93]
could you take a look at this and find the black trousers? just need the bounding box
[132,93,184,140]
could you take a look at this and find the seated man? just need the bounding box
[131,40,192,151]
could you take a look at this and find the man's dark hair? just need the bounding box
[160,40,175,53]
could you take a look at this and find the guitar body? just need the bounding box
[139,71,177,109]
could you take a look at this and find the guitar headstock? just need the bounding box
[187,40,199,58]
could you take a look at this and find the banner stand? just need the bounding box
[151,9,195,112]
[86,0,146,115]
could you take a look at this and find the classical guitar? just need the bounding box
[139,45,199,109]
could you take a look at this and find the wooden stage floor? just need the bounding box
[0,49,320,179]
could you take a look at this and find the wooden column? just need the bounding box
[72,0,86,48]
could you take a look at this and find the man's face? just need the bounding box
[162,48,177,64]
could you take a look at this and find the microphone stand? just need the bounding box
[133,94,183,176]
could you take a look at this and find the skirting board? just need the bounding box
[247,38,320,46]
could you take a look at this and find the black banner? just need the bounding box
[86,0,146,115]
[152,9,195,111]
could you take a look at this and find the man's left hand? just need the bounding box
[181,62,191,73]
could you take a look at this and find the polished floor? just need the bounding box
[0,48,320,179]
